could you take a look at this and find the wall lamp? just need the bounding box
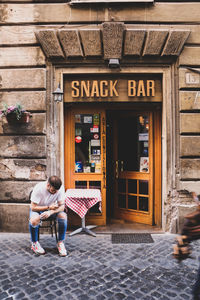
[108,58,120,69]
[53,83,63,102]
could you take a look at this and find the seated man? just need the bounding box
[29,175,67,256]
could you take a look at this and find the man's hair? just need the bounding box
[48,176,62,190]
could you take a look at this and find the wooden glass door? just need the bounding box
[64,106,106,226]
[113,111,154,225]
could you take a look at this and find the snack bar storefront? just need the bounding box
[63,71,164,228]
[1,10,193,233]
[37,22,189,231]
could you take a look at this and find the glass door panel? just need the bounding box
[75,113,101,174]
[74,113,103,216]
[65,108,106,224]
[64,106,106,225]
[118,115,149,172]
[114,111,153,225]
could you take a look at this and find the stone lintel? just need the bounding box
[80,29,102,57]
[102,22,125,59]
[143,30,168,56]
[124,29,146,56]
[36,30,64,59]
[58,29,83,57]
[162,30,190,56]
[36,26,190,60]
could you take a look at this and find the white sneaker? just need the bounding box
[57,241,67,256]
[31,241,45,255]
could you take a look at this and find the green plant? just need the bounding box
[0,103,27,120]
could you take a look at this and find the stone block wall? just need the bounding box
[0,5,48,203]
[179,69,200,193]
[1,0,200,231]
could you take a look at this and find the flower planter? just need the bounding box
[6,112,31,124]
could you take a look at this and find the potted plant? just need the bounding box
[0,103,32,124]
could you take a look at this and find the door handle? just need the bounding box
[115,160,119,179]
[121,160,124,172]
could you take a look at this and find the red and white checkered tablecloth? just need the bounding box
[65,189,102,218]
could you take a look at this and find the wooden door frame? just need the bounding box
[65,105,162,226]
[64,105,107,226]
[153,110,162,226]
[112,110,156,225]
[54,65,173,230]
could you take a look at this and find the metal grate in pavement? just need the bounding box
[111,233,154,244]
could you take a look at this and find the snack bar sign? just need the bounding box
[64,75,162,102]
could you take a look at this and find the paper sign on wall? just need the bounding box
[84,116,92,123]
[139,133,148,141]
[75,114,81,123]
[90,127,99,133]
[140,157,149,172]
[75,128,82,136]
[93,114,99,125]
[91,139,100,146]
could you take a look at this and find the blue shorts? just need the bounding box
[29,210,64,224]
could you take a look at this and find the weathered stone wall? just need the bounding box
[1,0,200,231]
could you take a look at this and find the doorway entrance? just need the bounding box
[64,104,161,227]
[106,109,161,226]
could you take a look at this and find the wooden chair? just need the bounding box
[38,215,58,242]
[29,191,58,242]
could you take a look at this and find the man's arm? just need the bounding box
[30,201,64,212]
[49,201,65,214]
[52,185,67,213]
[39,201,65,220]
[30,202,49,212]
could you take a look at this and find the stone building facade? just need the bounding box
[1,0,200,232]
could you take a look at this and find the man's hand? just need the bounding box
[49,203,59,211]
[40,210,52,220]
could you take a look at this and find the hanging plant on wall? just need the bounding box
[0,103,32,124]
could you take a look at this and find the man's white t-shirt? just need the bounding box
[31,181,65,207]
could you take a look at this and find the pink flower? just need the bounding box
[7,106,16,112]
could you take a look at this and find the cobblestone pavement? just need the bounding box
[0,232,200,300]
